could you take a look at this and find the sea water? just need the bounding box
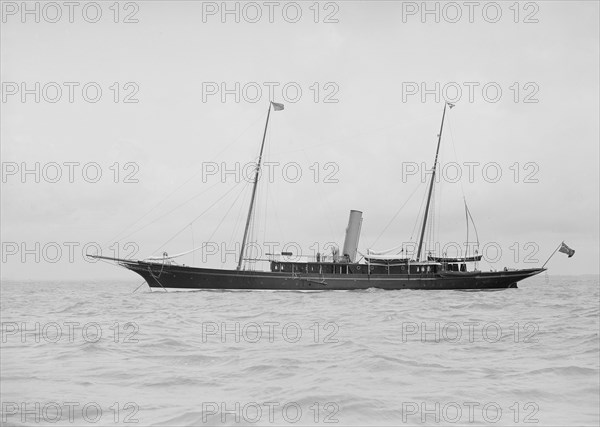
[1,275,598,426]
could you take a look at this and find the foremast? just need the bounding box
[237,102,283,270]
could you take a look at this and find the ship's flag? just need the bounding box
[271,102,284,111]
[558,242,575,258]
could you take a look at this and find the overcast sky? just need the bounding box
[2,0,598,280]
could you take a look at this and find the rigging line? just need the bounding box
[370,180,424,249]
[152,179,246,255]
[242,184,258,271]
[433,179,440,256]
[205,180,250,247]
[191,222,195,265]
[261,154,276,247]
[250,189,258,260]
[267,143,287,247]
[465,203,480,247]
[465,199,469,257]
[446,116,470,228]
[267,186,286,247]
[262,174,271,249]
[447,116,476,257]
[148,264,168,292]
[229,185,249,249]
[244,205,257,270]
[109,179,223,246]
[267,125,289,251]
[410,182,429,243]
[95,258,130,268]
[263,127,286,248]
[427,173,438,252]
[245,133,269,269]
[105,110,267,246]
[433,185,437,254]
[435,153,443,255]
[300,149,336,244]
[427,184,434,256]
[447,119,467,200]
[132,280,147,293]
[410,189,427,247]
[261,122,273,250]
[433,184,437,254]
[445,106,480,254]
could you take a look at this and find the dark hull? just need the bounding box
[119,260,544,291]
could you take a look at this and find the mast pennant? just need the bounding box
[271,102,284,111]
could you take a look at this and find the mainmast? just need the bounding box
[237,102,283,270]
[416,102,452,261]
